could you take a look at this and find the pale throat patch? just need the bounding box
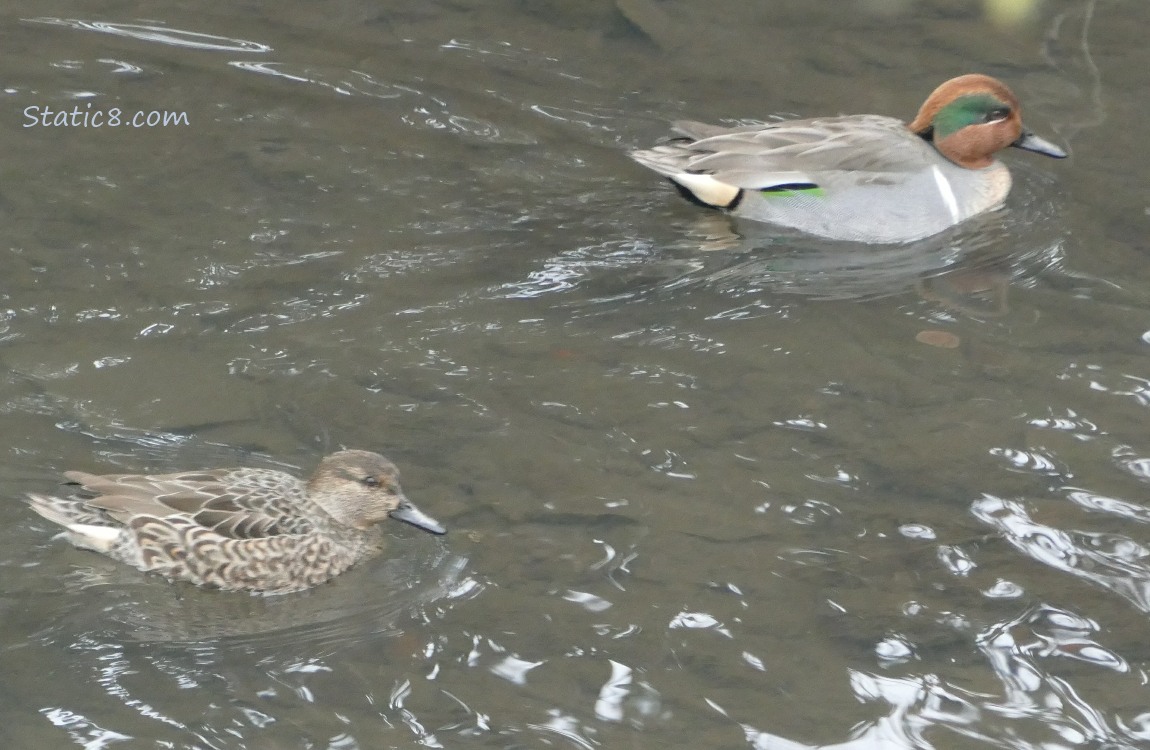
[930,165,961,223]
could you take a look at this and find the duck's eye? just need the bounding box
[985,107,1010,123]
[362,476,380,487]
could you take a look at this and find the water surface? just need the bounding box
[3,1,1150,748]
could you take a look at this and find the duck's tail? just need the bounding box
[25,493,122,553]
[629,144,742,209]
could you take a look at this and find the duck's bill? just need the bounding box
[1012,130,1067,159]
[390,499,447,535]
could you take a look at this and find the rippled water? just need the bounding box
[4,0,1150,747]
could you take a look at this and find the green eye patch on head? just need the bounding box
[931,94,1011,139]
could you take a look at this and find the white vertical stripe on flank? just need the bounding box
[930,165,960,222]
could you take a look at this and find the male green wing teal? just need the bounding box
[630,74,1066,243]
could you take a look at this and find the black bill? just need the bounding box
[389,498,447,535]
[1011,130,1067,159]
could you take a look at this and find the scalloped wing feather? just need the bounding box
[62,468,316,540]
[128,516,352,593]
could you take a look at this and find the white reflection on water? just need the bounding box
[668,610,732,637]
[1058,366,1150,412]
[987,447,1067,477]
[1065,489,1150,522]
[228,62,408,100]
[389,678,441,746]
[39,708,131,749]
[498,240,661,300]
[528,710,596,750]
[25,18,272,53]
[1113,445,1150,482]
[898,524,935,540]
[875,635,916,666]
[973,495,1150,613]
[489,655,546,686]
[936,545,976,576]
[593,659,630,721]
[983,579,1025,599]
[563,589,613,612]
[1026,410,1101,437]
[740,602,1139,749]
[592,660,665,727]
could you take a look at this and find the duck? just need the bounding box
[629,74,1067,243]
[25,450,446,594]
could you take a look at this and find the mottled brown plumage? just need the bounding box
[26,450,446,594]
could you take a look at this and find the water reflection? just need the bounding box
[48,549,473,643]
[3,0,1146,748]
[24,18,272,53]
[496,172,1064,306]
[974,496,1150,614]
[21,542,479,746]
[228,63,408,100]
[740,603,1145,748]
